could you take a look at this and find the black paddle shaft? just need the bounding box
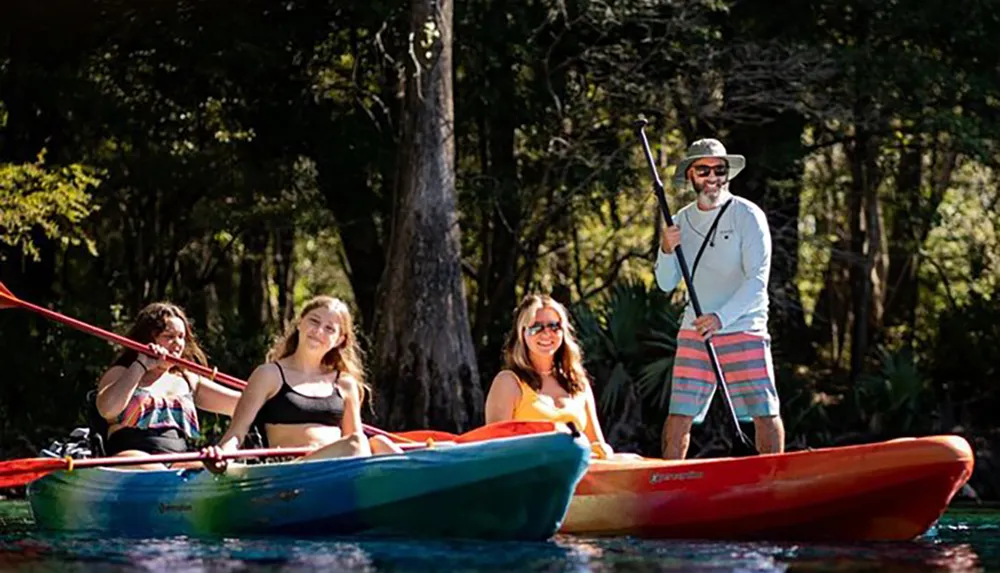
[634,119,758,457]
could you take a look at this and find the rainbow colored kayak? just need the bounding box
[27,429,590,540]
[561,435,974,541]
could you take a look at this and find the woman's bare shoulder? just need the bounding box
[335,372,364,396]
[246,362,283,390]
[97,364,129,389]
[490,370,522,391]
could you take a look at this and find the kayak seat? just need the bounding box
[84,389,109,457]
[244,417,269,449]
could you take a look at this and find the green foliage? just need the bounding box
[0,0,999,496]
[773,372,836,447]
[293,229,356,310]
[855,346,933,436]
[919,166,1000,312]
[571,279,683,427]
[0,153,100,260]
[0,307,114,458]
[197,312,275,382]
[929,290,1000,431]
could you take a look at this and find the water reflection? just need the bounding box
[559,536,791,572]
[746,541,981,573]
[0,534,582,573]
[225,539,375,571]
[0,508,995,573]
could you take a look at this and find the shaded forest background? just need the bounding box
[1,0,998,501]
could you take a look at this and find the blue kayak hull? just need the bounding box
[28,430,590,540]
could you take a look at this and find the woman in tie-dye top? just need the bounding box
[95,302,240,468]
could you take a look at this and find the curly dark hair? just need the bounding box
[112,302,208,370]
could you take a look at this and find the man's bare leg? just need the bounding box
[662,414,694,459]
[753,415,785,454]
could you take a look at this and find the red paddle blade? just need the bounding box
[0,282,19,310]
[0,458,69,488]
[394,430,460,443]
[455,420,561,443]
[395,420,564,446]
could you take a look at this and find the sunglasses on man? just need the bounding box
[691,164,729,177]
[525,321,562,336]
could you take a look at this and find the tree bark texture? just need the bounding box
[727,111,811,361]
[238,224,269,335]
[470,0,521,384]
[883,141,957,339]
[372,0,483,433]
[314,114,388,333]
[272,225,296,326]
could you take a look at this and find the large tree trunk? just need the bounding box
[470,0,521,383]
[313,29,397,335]
[212,247,237,324]
[726,112,811,362]
[846,134,870,383]
[372,0,482,433]
[846,130,882,382]
[238,224,269,334]
[807,149,851,369]
[272,225,296,326]
[550,210,575,305]
[315,119,387,333]
[883,143,923,335]
[846,6,886,383]
[883,139,957,342]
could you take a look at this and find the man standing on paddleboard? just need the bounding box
[654,138,785,459]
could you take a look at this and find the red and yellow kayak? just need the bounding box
[560,435,974,541]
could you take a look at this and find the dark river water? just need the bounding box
[1,501,996,572]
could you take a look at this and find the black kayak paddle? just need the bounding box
[634,118,759,457]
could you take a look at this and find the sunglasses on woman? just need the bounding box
[525,321,562,336]
[691,164,729,177]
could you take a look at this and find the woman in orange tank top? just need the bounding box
[484,294,615,459]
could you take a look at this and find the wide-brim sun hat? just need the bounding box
[672,138,746,187]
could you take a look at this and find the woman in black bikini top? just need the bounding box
[205,295,401,472]
[255,362,346,426]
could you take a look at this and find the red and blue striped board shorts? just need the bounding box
[669,329,781,424]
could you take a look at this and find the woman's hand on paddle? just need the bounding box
[693,313,722,339]
[200,445,228,475]
[136,343,172,376]
[660,224,681,254]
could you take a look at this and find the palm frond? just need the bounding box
[605,280,651,359]
[636,356,675,410]
[598,362,633,418]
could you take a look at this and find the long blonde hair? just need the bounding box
[266,296,370,399]
[502,294,589,395]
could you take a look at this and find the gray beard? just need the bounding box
[691,179,730,208]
